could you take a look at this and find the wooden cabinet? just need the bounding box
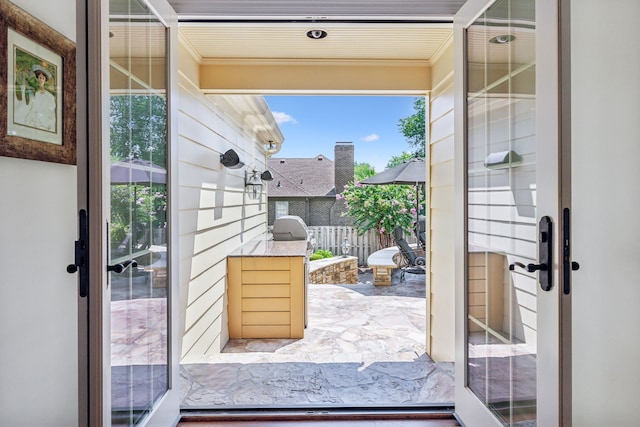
[227,255,306,339]
[467,251,506,334]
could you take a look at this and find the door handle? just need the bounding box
[509,216,553,291]
[107,259,138,274]
[509,261,547,273]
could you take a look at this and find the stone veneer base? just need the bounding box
[309,256,358,284]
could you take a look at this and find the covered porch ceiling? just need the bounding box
[167,0,466,21]
[166,0,465,93]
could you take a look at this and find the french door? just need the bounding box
[83,0,179,425]
[454,0,567,426]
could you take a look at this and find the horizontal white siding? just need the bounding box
[467,95,537,345]
[428,45,455,362]
[178,70,267,363]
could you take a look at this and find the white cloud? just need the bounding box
[360,133,380,142]
[272,111,298,125]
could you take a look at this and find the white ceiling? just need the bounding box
[170,0,462,64]
[111,1,534,70]
[180,22,453,63]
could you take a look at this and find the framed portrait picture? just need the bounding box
[0,0,76,164]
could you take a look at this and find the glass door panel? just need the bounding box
[108,1,168,425]
[465,0,538,425]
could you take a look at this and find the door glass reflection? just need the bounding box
[109,0,168,424]
[466,0,537,425]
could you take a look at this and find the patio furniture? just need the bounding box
[393,226,426,281]
[415,215,426,250]
[367,246,401,286]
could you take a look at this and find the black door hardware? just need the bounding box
[67,209,89,297]
[107,259,138,274]
[509,216,553,291]
[562,208,580,294]
[509,261,546,273]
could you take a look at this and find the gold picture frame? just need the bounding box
[0,0,76,164]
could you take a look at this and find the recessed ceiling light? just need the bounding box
[306,29,328,40]
[489,34,516,44]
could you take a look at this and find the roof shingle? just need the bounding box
[267,155,335,197]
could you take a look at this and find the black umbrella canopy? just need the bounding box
[361,156,426,185]
[110,157,167,185]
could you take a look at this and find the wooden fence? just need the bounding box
[307,226,417,265]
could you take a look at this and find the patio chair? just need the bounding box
[392,226,426,281]
[414,215,426,250]
[111,222,151,259]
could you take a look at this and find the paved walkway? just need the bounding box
[181,271,455,409]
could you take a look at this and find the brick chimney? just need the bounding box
[334,142,354,195]
[330,142,355,226]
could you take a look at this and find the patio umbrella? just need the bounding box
[110,157,166,185]
[361,156,426,241]
[361,156,425,187]
[110,157,167,250]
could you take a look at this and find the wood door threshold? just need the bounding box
[179,407,459,426]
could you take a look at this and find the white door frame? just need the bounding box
[80,0,181,424]
[453,0,571,425]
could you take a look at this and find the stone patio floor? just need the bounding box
[180,269,455,409]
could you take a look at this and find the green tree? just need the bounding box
[338,182,424,249]
[397,97,426,157]
[386,151,415,169]
[109,94,168,247]
[110,94,167,165]
[354,161,376,181]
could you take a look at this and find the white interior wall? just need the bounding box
[0,159,77,426]
[0,0,77,425]
[570,1,640,425]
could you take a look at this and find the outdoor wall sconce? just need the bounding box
[245,169,264,200]
[484,150,522,169]
[220,149,244,169]
[341,238,351,258]
[264,140,278,154]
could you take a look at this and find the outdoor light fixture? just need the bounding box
[306,29,327,39]
[489,34,516,44]
[484,150,522,169]
[245,169,264,200]
[310,232,317,252]
[264,140,278,154]
[220,149,244,169]
[341,238,351,258]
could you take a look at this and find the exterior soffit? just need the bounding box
[207,95,284,149]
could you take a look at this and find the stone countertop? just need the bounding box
[228,236,309,257]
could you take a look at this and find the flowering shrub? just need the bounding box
[338,182,424,249]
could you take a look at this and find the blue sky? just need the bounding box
[264,96,419,172]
